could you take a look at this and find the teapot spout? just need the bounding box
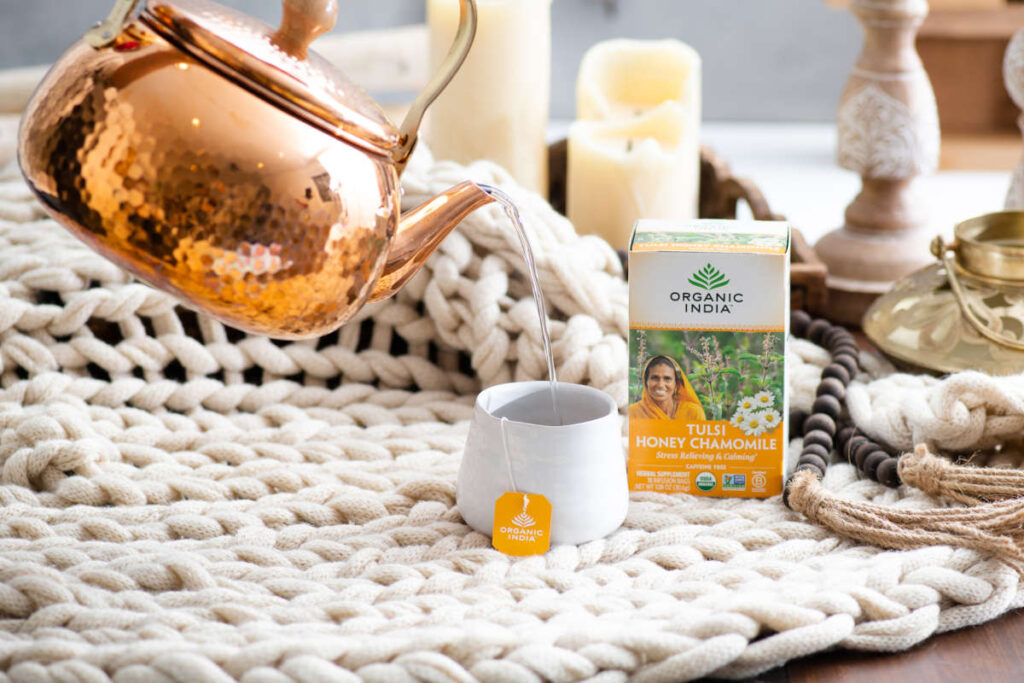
[369,181,493,302]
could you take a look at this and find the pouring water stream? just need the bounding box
[478,184,563,425]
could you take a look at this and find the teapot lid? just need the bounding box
[141,0,401,155]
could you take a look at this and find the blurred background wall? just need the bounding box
[0,0,859,122]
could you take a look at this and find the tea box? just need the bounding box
[628,219,791,497]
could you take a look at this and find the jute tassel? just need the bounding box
[899,444,1024,505]
[786,469,1024,575]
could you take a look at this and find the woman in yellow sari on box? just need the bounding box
[629,355,706,421]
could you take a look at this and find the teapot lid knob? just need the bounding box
[271,0,338,60]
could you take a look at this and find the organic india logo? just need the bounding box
[688,264,730,291]
[511,494,536,528]
[670,263,743,313]
[493,491,551,556]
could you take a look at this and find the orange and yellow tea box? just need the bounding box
[628,219,790,497]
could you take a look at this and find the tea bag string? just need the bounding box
[499,417,519,493]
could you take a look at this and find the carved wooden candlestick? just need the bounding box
[1004,28,1024,210]
[815,0,939,325]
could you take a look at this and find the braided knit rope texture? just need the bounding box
[1,115,1022,681]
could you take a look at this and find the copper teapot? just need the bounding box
[18,0,495,338]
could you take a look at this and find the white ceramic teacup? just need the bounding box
[457,381,628,546]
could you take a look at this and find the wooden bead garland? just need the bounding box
[784,310,901,507]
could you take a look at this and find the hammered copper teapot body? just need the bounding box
[18,0,493,338]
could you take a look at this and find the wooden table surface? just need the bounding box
[746,605,1024,682]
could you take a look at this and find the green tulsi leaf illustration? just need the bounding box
[688,264,730,290]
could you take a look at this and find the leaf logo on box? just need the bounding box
[688,264,730,291]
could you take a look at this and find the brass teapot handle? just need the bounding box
[85,0,139,47]
[932,235,1024,352]
[394,0,478,169]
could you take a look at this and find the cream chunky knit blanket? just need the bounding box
[1,115,1023,682]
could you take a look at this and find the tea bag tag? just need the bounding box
[491,417,552,556]
[492,491,552,556]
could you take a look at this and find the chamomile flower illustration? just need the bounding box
[759,409,781,431]
[730,412,748,429]
[754,390,774,409]
[742,414,766,437]
[737,396,757,414]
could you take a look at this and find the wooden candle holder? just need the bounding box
[1005,28,1024,209]
[814,0,940,326]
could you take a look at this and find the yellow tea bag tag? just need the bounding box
[492,491,552,556]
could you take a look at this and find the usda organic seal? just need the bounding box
[695,471,716,492]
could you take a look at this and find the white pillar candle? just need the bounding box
[569,39,701,248]
[426,0,551,196]
[577,39,701,123]
[567,105,696,249]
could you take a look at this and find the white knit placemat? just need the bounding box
[1,116,1022,682]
